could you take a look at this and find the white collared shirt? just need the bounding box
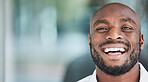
[78,63,148,82]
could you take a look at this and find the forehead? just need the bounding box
[90,4,140,29]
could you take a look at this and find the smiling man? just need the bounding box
[78,3,148,82]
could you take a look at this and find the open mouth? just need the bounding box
[102,47,127,55]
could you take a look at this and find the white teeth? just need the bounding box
[104,48,125,53]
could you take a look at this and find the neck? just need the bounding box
[96,62,140,82]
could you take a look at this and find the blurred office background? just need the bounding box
[0,0,148,82]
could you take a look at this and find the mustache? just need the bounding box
[99,41,130,48]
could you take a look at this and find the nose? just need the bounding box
[106,28,123,40]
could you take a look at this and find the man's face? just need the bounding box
[89,4,144,76]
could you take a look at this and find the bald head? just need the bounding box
[90,3,141,34]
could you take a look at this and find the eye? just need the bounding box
[121,27,133,30]
[121,26,134,32]
[96,27,108,32]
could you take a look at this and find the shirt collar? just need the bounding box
[90,69,97,82]
[139,63,148,82]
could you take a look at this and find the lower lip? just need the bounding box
[104,52,125,59]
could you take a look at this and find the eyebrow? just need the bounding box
[120,18,137,26]
[93,17,137,28]
[93,19,109,27]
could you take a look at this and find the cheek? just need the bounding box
[125,33,139,48]
[91,33,105,44]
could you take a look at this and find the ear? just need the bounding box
[88,34,91,48]
[140,34,144,50]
